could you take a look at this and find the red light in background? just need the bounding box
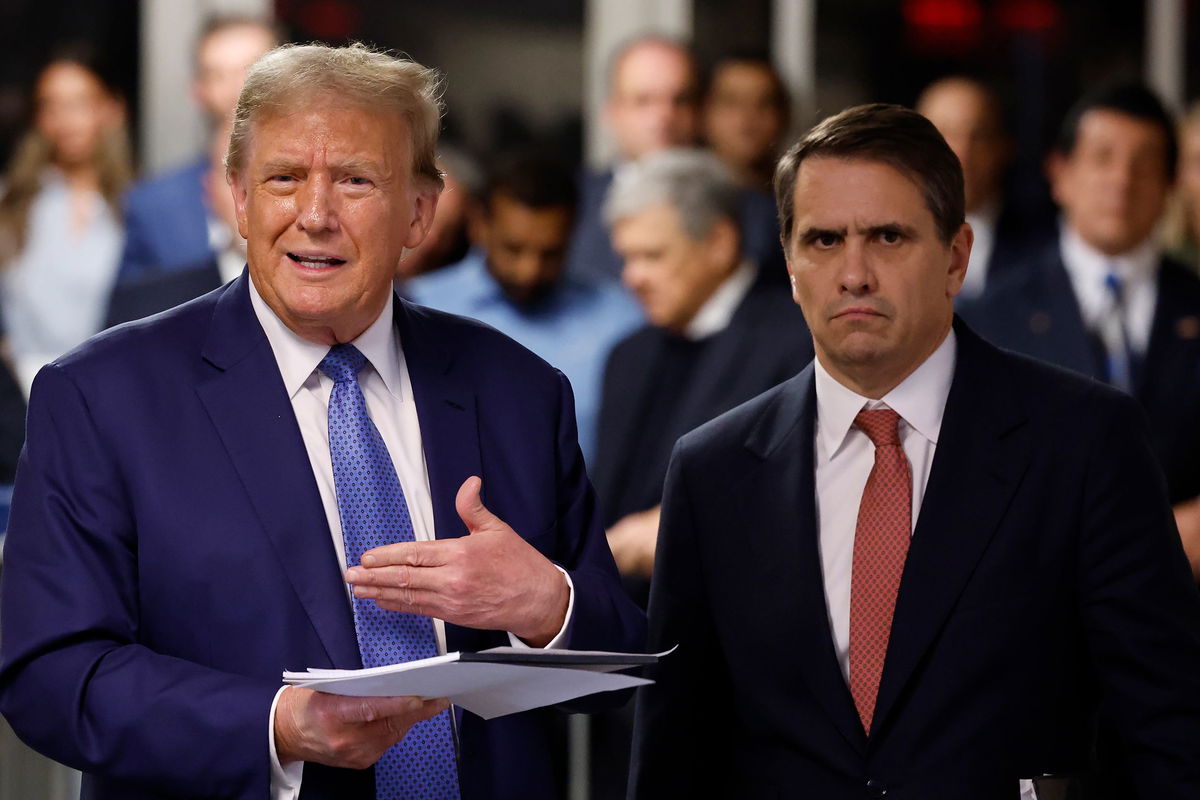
[903,0,984,53]
[996,0,1061,32]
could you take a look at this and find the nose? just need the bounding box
[296,174,337,233]
[837,240,874,295]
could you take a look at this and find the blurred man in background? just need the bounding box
[916,75,1047,299]
[566,35,700,284]
[702,50,793,285]
[702,51,790,193]
[409,151,642,461]
[595,148,812,596]
[964,83,1200,586]
[111,15,277,286]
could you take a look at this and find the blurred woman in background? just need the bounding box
[1165,102,1200,270]
[0,52,132,396]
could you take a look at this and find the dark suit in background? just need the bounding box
[594,281,812,541]
[115,158,213,284]
[961,244,1200,505]
[632,321,1200,798]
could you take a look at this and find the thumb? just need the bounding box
[455,476,496,532]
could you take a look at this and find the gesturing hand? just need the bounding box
[274,686,448,768]
[344,476,570,647]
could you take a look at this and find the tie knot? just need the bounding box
[318,343,368,384]
[855,408,902,447]
[1104,270,1124,296]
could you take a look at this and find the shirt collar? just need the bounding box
[683,260,757,340]
[1060,222,1159,288]
[248,277,402,400]
[814,327,957,461]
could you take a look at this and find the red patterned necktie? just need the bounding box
[848,408,912,736]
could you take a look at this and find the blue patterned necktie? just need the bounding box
[319,343,460,800]
[1101,270,1133,393]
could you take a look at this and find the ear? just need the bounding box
[1045,151,1069,206]
[705,217,740,270]
[404,184,441,249]
[945,221,973,299]
[229,170,251,240]
[465,198,489,248]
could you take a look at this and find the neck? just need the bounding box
[58,162,100,193]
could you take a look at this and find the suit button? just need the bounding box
[865,779,887,797]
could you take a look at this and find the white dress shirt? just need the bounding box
[682,260,757,340]
[1059,223,1159,356]
[813,329,1036,799]
[248,281,574,799]
[813,329,955,682]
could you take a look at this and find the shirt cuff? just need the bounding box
[506,565,575,650]
[269,686,305,800]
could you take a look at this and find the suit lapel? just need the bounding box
[1026,248,1099,378]
[393,301,484,653]
[1139,258,1200,398]
[196,276,361,668]
[870,322,1031,736]
[742,368,867,753]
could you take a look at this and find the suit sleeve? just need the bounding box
[628,439,734,799]
[552,370,645,655]
[1079,393,1200,795]
[0,363,279,798]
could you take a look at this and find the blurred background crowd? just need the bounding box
[2,0,1200,798]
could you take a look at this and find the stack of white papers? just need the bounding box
[283,647,668,720]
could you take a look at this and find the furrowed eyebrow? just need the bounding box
[865,222,919,238]
[799,226,847,241]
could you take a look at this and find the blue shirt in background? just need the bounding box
[408,249,643,462]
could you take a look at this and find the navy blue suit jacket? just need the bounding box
[0,274,645,799]
[961,242,1200,505]
[115,157,213,283]
[631,320,1200,799]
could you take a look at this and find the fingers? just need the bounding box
[358,540,451,569]
[455,475,497,532]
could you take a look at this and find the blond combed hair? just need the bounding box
[225,42,444,189]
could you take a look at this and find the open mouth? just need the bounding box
[287,253,347,269]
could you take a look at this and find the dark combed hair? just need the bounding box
[1054,82,1177,176]
[774,103,965,244]
[482,150,577,213]
[702,48,789,114]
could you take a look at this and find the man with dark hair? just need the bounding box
[408,151,642,461]
[916,75,1052,299]
[963,83,1200,580]
[702,50,790,193]
[630,103,1200,799]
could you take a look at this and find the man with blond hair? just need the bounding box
[0,43,643,800]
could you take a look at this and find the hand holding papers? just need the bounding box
[283,647,671,720]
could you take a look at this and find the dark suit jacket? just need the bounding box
[0,275,645,800]
[961,243,1200,504]
[631,320,1200,799]
[592,281,813,528]
[115,157,213,283]
[104,259,224,328]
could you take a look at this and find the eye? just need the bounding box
[346,176,371,186]
[809,232,840,249]
[877,229,904,245]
